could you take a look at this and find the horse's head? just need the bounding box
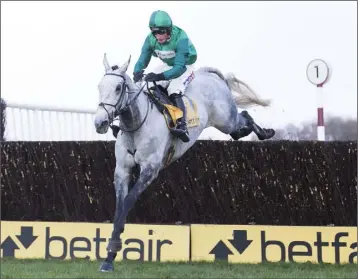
[94,53,131,134]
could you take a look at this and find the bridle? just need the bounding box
[97,72,151,133]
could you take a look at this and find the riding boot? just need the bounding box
[170,93,190,143]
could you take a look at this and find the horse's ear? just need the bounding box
[103,53,110,72]
[119,55,131,73]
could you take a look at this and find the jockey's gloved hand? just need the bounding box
[133,70,144,83]
[144,72,165,82]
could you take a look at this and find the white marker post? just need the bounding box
[306,59,330,141]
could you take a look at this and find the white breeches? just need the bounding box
[149,63,196,95]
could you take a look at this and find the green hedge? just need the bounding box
[1,140,356,226]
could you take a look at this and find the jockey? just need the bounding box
[132,10,197,143]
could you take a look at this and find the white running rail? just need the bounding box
[3,102,115,141]
[3,102,236,141]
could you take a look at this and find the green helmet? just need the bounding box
[149,10,172,29]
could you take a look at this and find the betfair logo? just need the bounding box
[45,228,172,261]
[1,227,38,257]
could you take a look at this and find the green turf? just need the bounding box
[1,259,357,278]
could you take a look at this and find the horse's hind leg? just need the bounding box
[231,110,275,140]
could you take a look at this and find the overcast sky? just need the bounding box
[1,1,357,140]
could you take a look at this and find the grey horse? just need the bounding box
[94,54,275,272]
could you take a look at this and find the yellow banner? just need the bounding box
[0,221,190,262]
[191,225,357,264]
[2,221,356,264]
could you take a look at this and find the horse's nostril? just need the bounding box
[96,119,109,129]
[100,120,109,128]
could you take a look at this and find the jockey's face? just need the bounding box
[151,28,170,44]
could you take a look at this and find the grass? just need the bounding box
[1,258,357,278]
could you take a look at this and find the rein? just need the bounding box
[98,73,152,133]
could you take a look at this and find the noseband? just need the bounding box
[98,72,150,132]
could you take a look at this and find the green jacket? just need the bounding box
[134,25,197,80]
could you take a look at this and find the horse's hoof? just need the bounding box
[257,128,275,140]
[99,261,114,272]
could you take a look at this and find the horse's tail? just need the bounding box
[224,72,271,109]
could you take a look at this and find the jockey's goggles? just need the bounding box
[151,28,170,35]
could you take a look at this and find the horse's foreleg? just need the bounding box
[99,164,131,272]
[117,163,160,234]
[100,162,160,272]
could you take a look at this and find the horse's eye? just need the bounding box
[116,85,121,92]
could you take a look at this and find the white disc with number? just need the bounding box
[306,59,330,86]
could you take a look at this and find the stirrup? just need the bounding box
[171,120,190,142]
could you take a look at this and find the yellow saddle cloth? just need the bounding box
[162,96,200,129]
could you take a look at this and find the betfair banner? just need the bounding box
[0,221,190,262]
[191,224,357,264]
[2,221,356,264]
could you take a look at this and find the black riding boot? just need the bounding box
[170,93,190,143]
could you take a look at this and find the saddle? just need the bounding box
[146,84,200,132]
[110,84,200,149]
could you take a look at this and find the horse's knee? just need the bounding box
[114,167,131,194]
[115,188,127,201]
[114,167,130,181]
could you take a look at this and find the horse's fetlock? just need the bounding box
[107,239,122,252]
